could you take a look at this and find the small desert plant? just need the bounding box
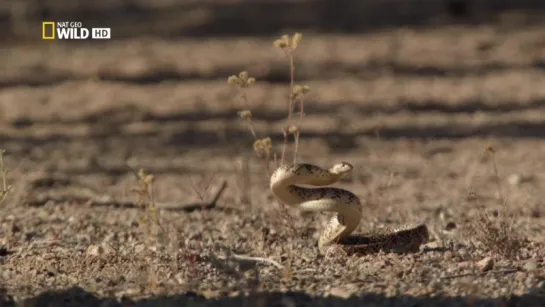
[228,33,310,281]
[0,149,11,205]
[128,167,167,291]
[130,167,164,240]
[470,207,523,260]
[467,146,526,260]
[229,32,310,174]
[188,172,217,209]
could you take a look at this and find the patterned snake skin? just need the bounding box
[270,162,429,255]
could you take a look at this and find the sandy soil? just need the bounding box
[1,24,545,306]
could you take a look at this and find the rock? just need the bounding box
[477,257,494,272]
[134,244,146,254]
[116,287,140,298]
[0,245,9,256]
[507,174,522,185]
[201,289,221,299]
[445,221,457,231]
[525,275,537,288]
[421,241,444,252]
[329,285,355,299]
[174,272,185,285]
[523,260,539,272]
[86,243,116,257]
[507,174,533,186]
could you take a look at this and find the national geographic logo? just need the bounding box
[41,21,55,39]
[42,21,111,40]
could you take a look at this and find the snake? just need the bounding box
[270,161,429,255]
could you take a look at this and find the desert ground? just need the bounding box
[1,21,545,306]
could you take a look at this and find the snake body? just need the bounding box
[270,162,429,255]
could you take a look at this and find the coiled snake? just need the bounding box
[270,162,429,255]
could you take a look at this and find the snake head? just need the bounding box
[329,161,353,175]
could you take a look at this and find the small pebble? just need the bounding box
[477,257,494,272]
[86,243,115,257]
[329,284,357,299]
[537,280,545,293]
[507,174,522,185]
[523,261,539,272]
[525,275,537,288]
[445,222,457,231]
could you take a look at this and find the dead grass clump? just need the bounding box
[467,146,526,260]
[470,209,523,260]
[128,166,220,290]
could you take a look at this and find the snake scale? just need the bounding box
[270,162,429,255]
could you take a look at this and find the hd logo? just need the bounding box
[42,21,111,40]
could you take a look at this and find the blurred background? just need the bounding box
[0,0,545,41]
[2,0,545,40]
[1,0,545,200]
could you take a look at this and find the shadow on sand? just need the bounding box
[1,286,543,307]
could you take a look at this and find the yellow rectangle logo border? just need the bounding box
[42,22,55,40]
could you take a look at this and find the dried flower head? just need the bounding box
[238,71,249,83]
[227,75,242,86]
[273,34,290,49]
[274,33,303,51]
[291,32,303,50]
[291,84,310,100]
[136,168,154,185]
[287,125,299,134]
[253,137,273,158]
[261,137,272,149]
[228,72,255,88]
[143,174,154,185]
[238,110,252,120]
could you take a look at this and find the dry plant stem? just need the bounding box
[280,129,289,166]
[145,177,167,236]
[0,150,11,204]
[189,173,216,202]
[297,97,305,121]
[276,200,298,240]
[292,97,304,164]
[264,153,273,177]
[231,253,284,270]
[246,120,257,140]
[287,52,295,119]
[241,91,258,140]
[292,132,300,165]
[489,150,507,206]
[25,181,228,212]
[280,50,296,166]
